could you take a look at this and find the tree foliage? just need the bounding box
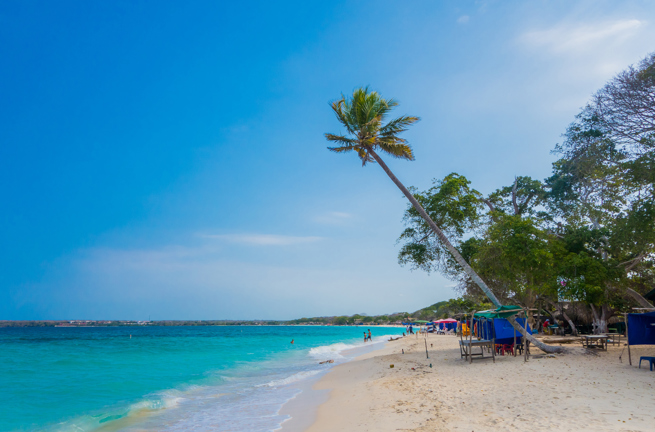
[325,87,419,165]
[398,53,655,333]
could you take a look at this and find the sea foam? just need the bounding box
[308,334,394,360]
[260,369,324,387]
[6,326,404,432]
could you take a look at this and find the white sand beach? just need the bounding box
[302,334,655,431]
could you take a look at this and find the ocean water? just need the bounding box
[0,325,402,432]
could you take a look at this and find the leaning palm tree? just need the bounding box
[326,87,562,354]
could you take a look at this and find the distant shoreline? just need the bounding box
[1,321,407,328]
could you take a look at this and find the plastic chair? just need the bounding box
[639,356,655,371]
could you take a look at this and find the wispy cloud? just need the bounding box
[12,236,447,320]
[457,15,469,24]
[519,19,643,54]
[313,211,353,225]
[204,233,323,246]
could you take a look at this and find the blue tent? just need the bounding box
[472,317,532,344]
[628,311,655,346]
[493,318,532,344]
[434,320,458,331]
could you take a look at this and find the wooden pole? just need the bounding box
[626,313,632,366]
[470,311,475,364]
[522,310,528,362]
[491,318,496,364]
[513,319,517,357]
[459,318,464,342]
[425,339,429,359]
[459,316,464,360]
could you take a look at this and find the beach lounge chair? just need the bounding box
[638,356,655,371]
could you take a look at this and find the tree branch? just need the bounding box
[483,199,495,212]
[512,177,519,215]
[618,252,647,271]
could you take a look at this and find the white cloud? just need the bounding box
[313,211,353,225]
[512,17,653,104]
[204,233,323,246]
[519,19,643,54]
[457,15,469,24]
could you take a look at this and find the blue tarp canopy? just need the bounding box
[628,311,655,346]
[493,318,532,344]
[473,317,532,344]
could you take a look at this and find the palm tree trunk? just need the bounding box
[544,298,578,336]
[562,310,578,336]
[368,148,564,354]
[626,288,654,309]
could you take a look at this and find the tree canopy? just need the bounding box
[398,53,655,333]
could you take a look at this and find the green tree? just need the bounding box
[544,53,655,330]
[398,174,566,328]
[333,316,349,325]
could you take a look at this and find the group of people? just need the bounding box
[363,329,372,342]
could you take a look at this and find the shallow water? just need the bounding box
[0,325,402,431]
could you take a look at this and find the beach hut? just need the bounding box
[626,311,655,367]
[473,306,531,362]
[434,318,457,333]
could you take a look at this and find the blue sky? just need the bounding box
[2,1,654,320]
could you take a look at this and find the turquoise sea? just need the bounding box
[0,325,402,431]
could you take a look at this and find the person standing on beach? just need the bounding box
[363,332,367,342]
[367,329,372,341]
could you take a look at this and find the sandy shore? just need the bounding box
[304,333,655,431]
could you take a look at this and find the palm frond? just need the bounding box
[325,133,357,146]
[377,140,415,161]
[375,98,398,121]
[326,133,358,153]
[380,115,420,136]
[328,145,357,153]
[330,99,356,135]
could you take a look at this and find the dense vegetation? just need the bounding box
[398,53,655,335]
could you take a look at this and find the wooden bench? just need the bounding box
[581,335,609,350]
[459,339,495,363]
